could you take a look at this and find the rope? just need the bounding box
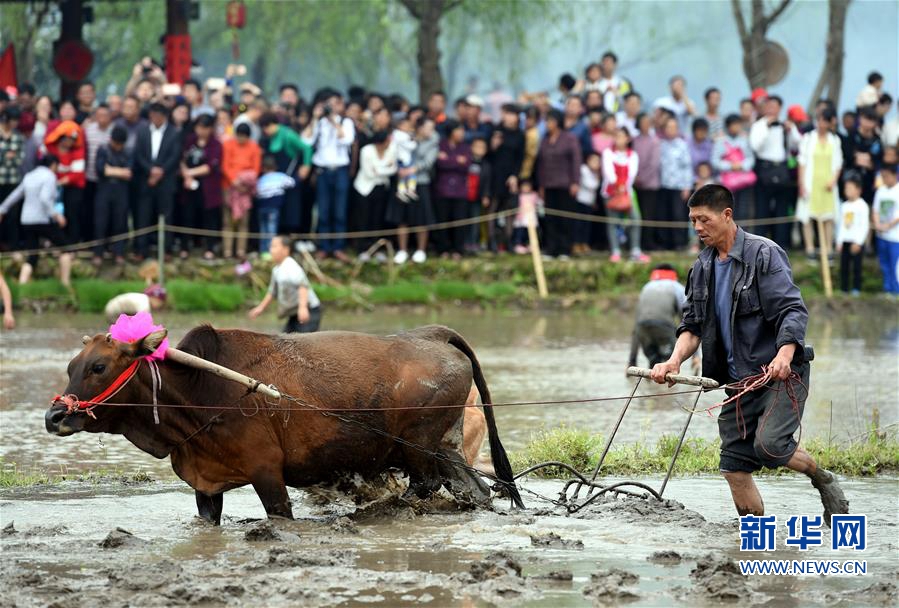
[541,207,800,228]
[42,386,713,413]
[0,225,158,258]
[0,208,801,258]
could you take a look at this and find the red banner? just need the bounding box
[0,44,16,92]
[165,34,192,85]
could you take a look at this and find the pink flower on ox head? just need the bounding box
[108,311,169,361]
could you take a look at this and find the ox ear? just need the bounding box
[119,329,168,358]
[137,329,168,357]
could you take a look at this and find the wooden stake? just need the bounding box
[527,208,548,299]
[817,219,833,297]
[165,347,282,399]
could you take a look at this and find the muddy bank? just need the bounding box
[1,475,897,607]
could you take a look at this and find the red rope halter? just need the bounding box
[52,360,142,419]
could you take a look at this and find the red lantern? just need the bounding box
[226,1,246,29]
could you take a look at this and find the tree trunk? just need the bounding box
[416,1,445,101]
[807,0,851,111]
[732,0,793,90]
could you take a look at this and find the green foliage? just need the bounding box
[10,279,72,304]
[510,426,899,478]
[369,281,432,304]
[73,280,146,313]
[509,426,603,477]
[167,280,246,312]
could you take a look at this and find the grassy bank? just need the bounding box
[4,427,896,489]
[0,459,157,488]
[2,252,892,313]
[509,426,899,478]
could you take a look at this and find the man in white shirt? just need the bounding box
[302,91,356,261]
[653,75,696,135]
[597,51,631,113]
[749,95,800,249]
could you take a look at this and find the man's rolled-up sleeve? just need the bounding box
[757,247,808,350]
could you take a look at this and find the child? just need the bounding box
[836,176,870,296]
[92,125,132,265]
[591,113,616,156]
[872,163,899,295]
[874,146,897,189]
[466,137,491,254]
[393,113,419,201]
[688,118,713,178]
[512,179,539,254]
[694,161,714,190]
[255,155,296,255]
[248,235,322,333]
[574,152,601,255]
[602,127,649,263]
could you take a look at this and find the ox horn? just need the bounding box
[82,335,91,345]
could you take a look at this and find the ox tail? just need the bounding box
[438,328,524,509]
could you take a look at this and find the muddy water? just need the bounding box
[1,307,898,606]
[1,306,897,476]
[1,476,897,607]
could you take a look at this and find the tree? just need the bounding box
[807,0,852,111]
[398,0,556,102]
[397,0,458,100]
[730,0,794,89]
[0,1,55,88]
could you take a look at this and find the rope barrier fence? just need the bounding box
[0,207,801,259]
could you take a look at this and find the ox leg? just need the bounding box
[437,448,492,507]
[402,446,443,499]
[251,470,294,519]
[195,491,224,525]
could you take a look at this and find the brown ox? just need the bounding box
[44,324,523,524]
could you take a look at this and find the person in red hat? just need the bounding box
[751,87,768,118]
[788,104,811,133]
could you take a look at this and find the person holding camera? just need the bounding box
[749,94,800,249]
[302,91,356,262]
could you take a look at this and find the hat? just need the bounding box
[787,104,808,123]
[144,284,167,301]
[465,94,484,107]
[751,88,768,104]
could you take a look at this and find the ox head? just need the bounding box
[45,329,167,436]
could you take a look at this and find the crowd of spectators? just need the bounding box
[0,53,897,294]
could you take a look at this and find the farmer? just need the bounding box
[627,264,687,369]
[248,235,322,333]
[103,284,167,321]
[651,184,848,523]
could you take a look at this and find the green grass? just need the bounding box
[9,279,73,304]
[2,251,892,312]
[0,459,158,488]
[73,280,147,313]
[369,281,433,304]
[167,280,246,312]
[510,426,899,478]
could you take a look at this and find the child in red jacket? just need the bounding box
[45,120,87,242]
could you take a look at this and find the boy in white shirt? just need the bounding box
[249,235,322,333]
[836,176,870,296]
[872,164,899,295]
